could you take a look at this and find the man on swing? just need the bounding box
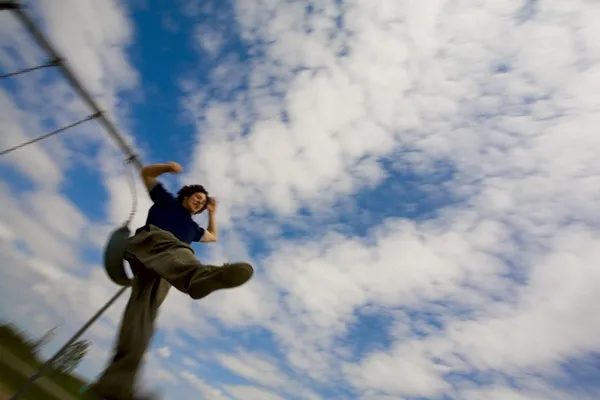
[90,161,254,400]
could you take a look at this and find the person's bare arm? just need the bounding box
[140,162,182,190]
[199,198,218,242]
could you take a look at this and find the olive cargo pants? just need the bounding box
[92,225,253,399]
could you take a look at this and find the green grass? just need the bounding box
[0,323,89,398]
[0,354,88,398]
[2,354,88,394]
[49,370,88,396]
[0,359,64,400]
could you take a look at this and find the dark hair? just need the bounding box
[176,184,209,214]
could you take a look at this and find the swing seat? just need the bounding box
[103,224,133,287]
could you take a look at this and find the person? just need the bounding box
[89,161,254,400]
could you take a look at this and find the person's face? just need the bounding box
[184,192,207,214]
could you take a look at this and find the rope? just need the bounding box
[123,155,139,226]
[0,112,101,157]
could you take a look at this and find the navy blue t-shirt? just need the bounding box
[145,182,205,244]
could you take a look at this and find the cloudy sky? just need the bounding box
[1,0,600,399]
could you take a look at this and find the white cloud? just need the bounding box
[195,24,225,58]
[26,189,89,242]
[181,357,198,367]
[0,88,65,188]
[180,370,231,400]
[157,346,172,359]
[459,383,595,400]
[0,181,82,267]
[215,350,322,400]
[177,0,600,398]
[36,0,139,105]
[224,385,286,400]
[182,0,600,229]
[0,238,129,354]
[216,351,286,388]
[142,352,179,386]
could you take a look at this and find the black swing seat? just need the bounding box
[103,224,134,287]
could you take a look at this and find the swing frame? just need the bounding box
[1,2,142,398]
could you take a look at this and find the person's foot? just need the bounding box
[189,262,254,299]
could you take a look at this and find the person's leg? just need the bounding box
[91,269,170,400]
[125,226,254,300]
[90,226,251,399]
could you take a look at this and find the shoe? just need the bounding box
[189,262,254,299]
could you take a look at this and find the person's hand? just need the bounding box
[207,197,217,213]
[168,161,183,174]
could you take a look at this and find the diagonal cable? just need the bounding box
[0,112,100,157]
[0,58,61,79]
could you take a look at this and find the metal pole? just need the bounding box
[4,1,143,171]
[10,286,129,400]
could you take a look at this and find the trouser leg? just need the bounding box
[92,226,252,399]
[92,270,170,400]
[124,226,254,300]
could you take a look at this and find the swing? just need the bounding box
[102,156,140,287]
[103,224,133,287]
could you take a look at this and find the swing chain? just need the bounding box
[123,154,139,227]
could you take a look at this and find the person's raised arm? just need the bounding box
[140,161,182,191]
[199,198,218,242]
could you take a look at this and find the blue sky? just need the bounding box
[2,0,600,399]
